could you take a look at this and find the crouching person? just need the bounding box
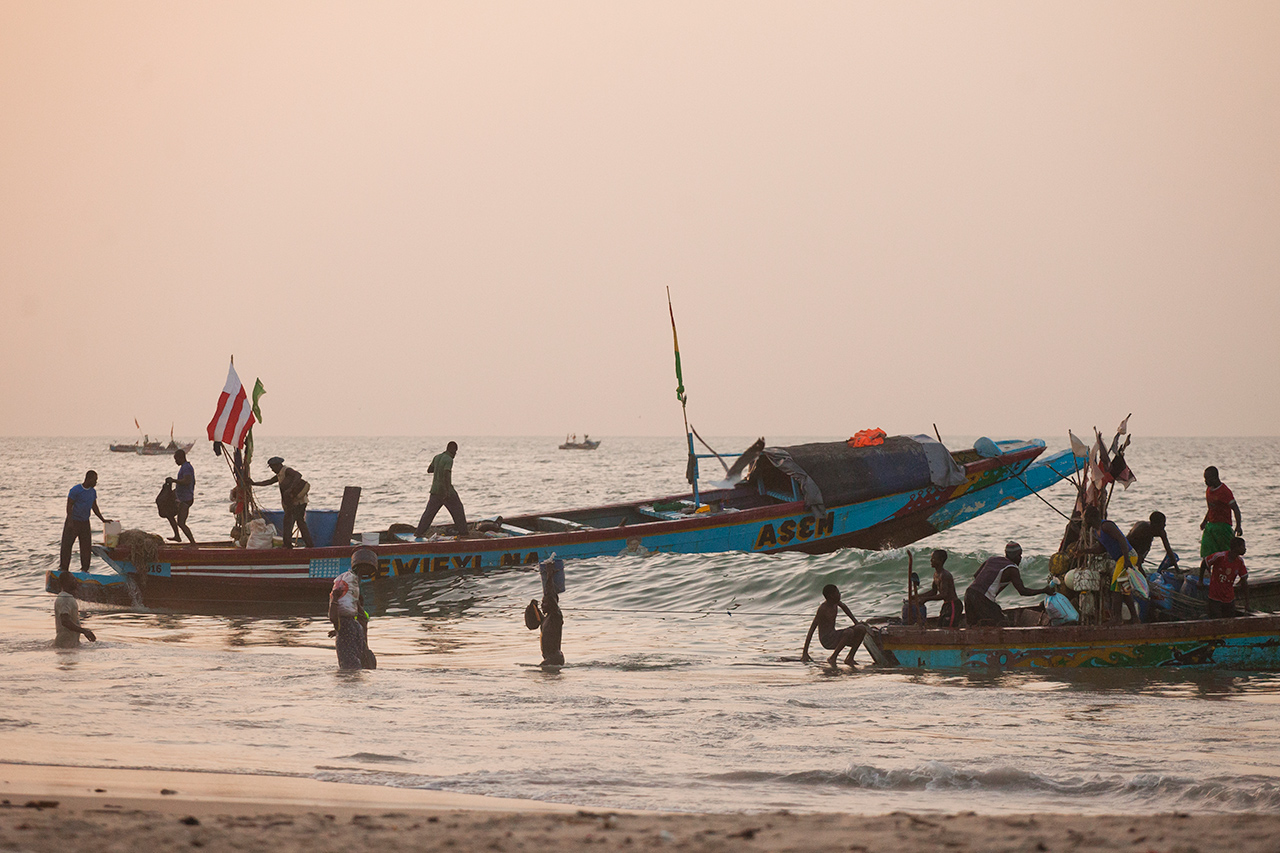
[802,584,869,666]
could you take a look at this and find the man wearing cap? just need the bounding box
[964,542,1052,627]
[413,441,469,539]
[252,457,313,548]
[328,548,375,669]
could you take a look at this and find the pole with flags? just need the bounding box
[667,287,700,507]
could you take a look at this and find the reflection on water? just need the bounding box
[2,436,1279,813]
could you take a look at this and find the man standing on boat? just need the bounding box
[1080,507,1140,625]
[916,549,963,628]
[414,441,469,539]
[964,542,1052,627]
[1199,467,1242,574]
[252,457,313,548]
[60,471,111,574]
[165,449,196,544]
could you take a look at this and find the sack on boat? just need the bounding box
[245,518,274,549]
[1043,592,1079,626]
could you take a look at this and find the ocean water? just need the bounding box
[2,435,1279,814]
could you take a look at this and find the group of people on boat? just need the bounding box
[801,465,1252,666]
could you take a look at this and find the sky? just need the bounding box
[2,2,1278,440]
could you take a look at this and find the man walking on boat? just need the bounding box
[964,542,1052,627]
[60,471,112,574]
[414,441,469,539]
[252,457,313,548]
[165,449,196,544]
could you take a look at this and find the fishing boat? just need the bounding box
[135,439,195,456]
[870,610,1280,670]
[52,434,1082,612]
[559,435,600,450]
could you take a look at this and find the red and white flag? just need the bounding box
[206,361,256,448]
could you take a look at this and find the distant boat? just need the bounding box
[108,433,195,455]
[559,434,600,450]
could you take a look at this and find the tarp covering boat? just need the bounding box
[750,435,968,512]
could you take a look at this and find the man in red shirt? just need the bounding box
[1199,467,1242,574]
[1204,538,1250,619]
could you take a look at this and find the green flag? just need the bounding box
[667,288,687,406]
[251,379,266,423]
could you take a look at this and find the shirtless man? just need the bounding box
[802,584,868,666]
[916,549,963,628]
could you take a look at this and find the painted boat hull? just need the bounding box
[66,444,1082,613]
[876,614,1280,670]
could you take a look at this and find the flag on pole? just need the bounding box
[206,360,256,449]
[1069,430,1089,459]
[251,379,266,423]
[666,287,687,406]
[134,418,140,430]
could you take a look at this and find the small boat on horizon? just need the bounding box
[559,434,600,450]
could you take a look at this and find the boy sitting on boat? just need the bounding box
[916,549,963,628]
[802,585,869,666]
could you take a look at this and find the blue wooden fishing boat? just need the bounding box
[52,434,1083,613]
[871,612,1280,670]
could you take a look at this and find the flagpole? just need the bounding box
[667,288,699,507]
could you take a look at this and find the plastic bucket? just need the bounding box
[540,557,566,593]
[361,531,379,546]
[103,520,122,548]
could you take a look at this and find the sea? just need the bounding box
[2,435,1279,815]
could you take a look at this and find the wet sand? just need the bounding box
[4,764,1279,852]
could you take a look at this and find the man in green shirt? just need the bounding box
[413,441,469,538]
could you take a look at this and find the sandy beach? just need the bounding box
[3,764,1278,853]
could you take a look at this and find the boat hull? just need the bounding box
[71,445,1081,613]
[877,614,1280,670]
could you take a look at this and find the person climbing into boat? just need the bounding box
[916,549,963,628]
[1202,537,1250,619]
[328,548,373,670]
[165,449,196,544]
[252,457,313,548]
[801,584,869,666]
[1081,506,1140,625]
[1199,467,1242,574]
[1127,511,1176,571]
[413,441,469,539]
[60,471,111,574]
[53,571,96,648]
[963,542,1051,627]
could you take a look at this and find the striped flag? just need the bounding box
[206,360,256,449]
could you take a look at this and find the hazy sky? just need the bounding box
[3,2,1278,440]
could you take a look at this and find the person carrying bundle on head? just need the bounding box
[329,548,377,670]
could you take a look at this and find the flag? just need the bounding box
[134,418,140,430]
[206,360,256,449]
[251,379,266,423]
[666,287,687,406]
[1115,413,1131,436]
[1069,431,1089,459]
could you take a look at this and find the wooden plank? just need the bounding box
[329,486,361,548]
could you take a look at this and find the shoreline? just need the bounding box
[4,765,1280,852]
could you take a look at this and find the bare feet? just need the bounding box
[168,536,182,543]
[826,651,839,666]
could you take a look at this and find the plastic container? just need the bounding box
[103,520,122,548]
[361,532,379,546]
[540,555,566,593]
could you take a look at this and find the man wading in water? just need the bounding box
[802,584,868,666]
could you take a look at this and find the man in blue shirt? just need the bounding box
[60,470,111,572]
[165,449,196,543]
